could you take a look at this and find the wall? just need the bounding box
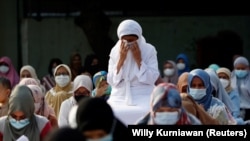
[1,10,250,79]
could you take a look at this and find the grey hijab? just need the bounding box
[4,85,40,141]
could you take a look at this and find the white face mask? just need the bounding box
[219,78,229,88]
[55,75,70,87]
[163,69,175,76]
[154,111,179,125]
[176,63,185,70]
[0,65,9,73]
[189,88,206,100]
[34,103,41,113]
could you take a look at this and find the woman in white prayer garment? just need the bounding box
[107,19,160,125]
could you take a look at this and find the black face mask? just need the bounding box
[74,95,87,103]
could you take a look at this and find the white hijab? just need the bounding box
[109,19,158,105]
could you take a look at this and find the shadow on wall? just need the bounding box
[195,30,243,71]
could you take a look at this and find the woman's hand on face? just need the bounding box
[117,41,129,74]
[131,42,142,68]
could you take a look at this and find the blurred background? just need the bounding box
[0,0,249,79]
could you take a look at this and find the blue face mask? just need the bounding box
[9,117,30,129]
[235,70,248,78]
[104,85,112,95]
[189,88,206,100]
[86,134,113,141]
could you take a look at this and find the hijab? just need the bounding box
[149,83,191,125]
[162,60,178,84]
[205,68,236,114]
[0,56,20,88]
[109,19,159,105]
[20,65,39,80]
[27,84,51,118]
[53,64,73,92]
[216,67,233,93]
[176,53,190,76]
[4,85,40,141]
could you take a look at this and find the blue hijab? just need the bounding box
[176,53,190,76]
[187,69,213,111]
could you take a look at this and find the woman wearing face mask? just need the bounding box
[92,71,111,101]
[177,72,220,125]
[175,53,190,76]
[45,64,73,118]
[136,82,201,125]
[76,97,128,141]
[162,60,178,85]
[27,84,58,128]
[187,69,236,125]
[231,56,250,121]
[0,85,52,141]
[0,56,19,88]
[216,67,245,124]
[58,74,93,127]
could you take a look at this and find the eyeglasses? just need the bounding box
[55,72,69,76]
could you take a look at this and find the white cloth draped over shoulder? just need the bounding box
[107,19,159,125]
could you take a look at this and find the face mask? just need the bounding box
[74,95,87,103]
[235,70,248,78]
[154,111,179,125]
[34,103,41,113]
[189,88,206,100]
[176,63,185,70]
[9,117,30,129]
[87,134,113,141]
[163,69,175,76]
[219,78,229,88]
[104,85,112,95]
[0,65,9,73]
[55,75,70,87]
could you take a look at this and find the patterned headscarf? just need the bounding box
[149,82,191,125]
[187,69,213,111]
[92,71,108,88]
[0,56,20,88]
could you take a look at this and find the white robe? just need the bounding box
[107,20,159,125]
[58,96,77,127]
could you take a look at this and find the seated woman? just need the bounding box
[0,85,52,140]
[187,69,236,125]
[216,67,245,124]
[177,72,219,125]
[136,82,201,125]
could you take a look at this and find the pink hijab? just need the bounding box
[0,56,20,88]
